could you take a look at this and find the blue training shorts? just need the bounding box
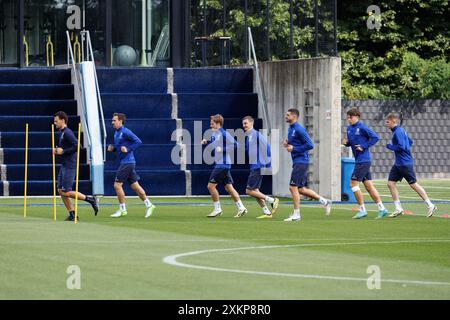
[351,162,372,182]
[115,163,140,185]
[388,165,417,185]
[290,163,309,188]
[246,169,263,190]
[57,166,76,192]
[209,168,234,185]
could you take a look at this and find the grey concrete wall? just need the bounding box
[342,100,450,179]
[258,57,342,200]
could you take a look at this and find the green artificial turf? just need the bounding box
[0,179,449,300]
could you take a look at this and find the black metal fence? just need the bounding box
[190,0,337,67]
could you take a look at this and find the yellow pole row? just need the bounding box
[23,123,82,224]
[22,35,54,67]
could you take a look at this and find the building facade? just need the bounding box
[0,0,191,68]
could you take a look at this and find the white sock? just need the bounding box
[359,204,366,212]
[144,198,152,208]
[214,201,221,211]
[265,196,275,204]
[262,206,271,215]
[236,200,245,210]
[319,197,328,206]
[394,200,403,211]
[293,209,300,217]
[425,199,433,208]
[376,202,386,211]
[119,203,126,211]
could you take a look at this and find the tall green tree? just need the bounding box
[338,0,450,98]
[190,1,450,99]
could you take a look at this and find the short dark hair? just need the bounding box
[346,108,361,118]
[242,116,254,123]
[113,113,126,124]
[210,114,224,127]
[287,108,299,117]
[54,111,68,124]
[386,112,401,121]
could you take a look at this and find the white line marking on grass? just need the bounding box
[360,191,449,202]
[300,205,448,218]
[371,183,450,190]
[376,194,449,201]
[1,237,448,245]
[163,239,450,286]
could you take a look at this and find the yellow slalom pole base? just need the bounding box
[74,123,82,224]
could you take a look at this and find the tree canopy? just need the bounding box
[191,0,450,99]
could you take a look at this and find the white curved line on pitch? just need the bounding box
[162,239,450,286]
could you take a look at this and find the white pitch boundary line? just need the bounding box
[0,204,446,219]
[376,194,449,201]
[300,205,447,218]
[1,237,448,245]
[359,190,449,202]
[372,184,450,190]
[163,239,450,286]
[0,195,219,199]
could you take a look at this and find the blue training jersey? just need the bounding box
[346,121,379,163]
[113,126,142,165]
[245,128,271,170]
[288,122,314,164]
[209,128,238,169]
[387,125,414,166]
[57,126,77,168]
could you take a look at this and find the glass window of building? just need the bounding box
[112,0,169,67]
[0,0,18,65]
[22,0,106,67]
[0,0,171,67]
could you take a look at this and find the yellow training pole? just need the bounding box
[51,125,57,221]
[23,124,29,218]
[74,35,81,64]
[74,123,81,224]
[46,35,54,67]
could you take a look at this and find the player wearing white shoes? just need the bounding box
[108,113,156,219]
[343,108,388,219]
[283,109,332,222]
[201,114,247,218]
[241,116,279,219]
[384,113,437,218]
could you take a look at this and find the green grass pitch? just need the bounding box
[0,179,449,300]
